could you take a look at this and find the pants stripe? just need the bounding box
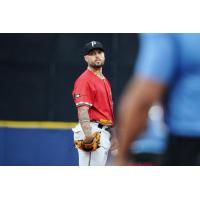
[88,152,92,166]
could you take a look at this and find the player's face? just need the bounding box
[84,49,105,67]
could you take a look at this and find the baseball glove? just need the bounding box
[74,131,101,152]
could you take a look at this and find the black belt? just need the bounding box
[98,123,111,133]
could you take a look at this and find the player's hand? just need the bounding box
[111,135,118,151]
[84,134,96,144]
[110,127,119,156]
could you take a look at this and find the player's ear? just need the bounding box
[84,55,88,63]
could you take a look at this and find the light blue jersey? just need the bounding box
[135,33,200,137]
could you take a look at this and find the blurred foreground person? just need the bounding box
[116,34,200,166]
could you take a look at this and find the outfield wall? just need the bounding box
[0,121,78,166]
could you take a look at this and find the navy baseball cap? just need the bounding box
[84,41,104,55]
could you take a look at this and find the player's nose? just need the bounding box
[95,54,99,59]
[95,52,101,58]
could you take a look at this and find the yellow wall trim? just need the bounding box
[0,120,77,129]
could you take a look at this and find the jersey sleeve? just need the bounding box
[72,78,94,108]
[134,33,178,85]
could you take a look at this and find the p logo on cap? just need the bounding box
[84,41,104,55]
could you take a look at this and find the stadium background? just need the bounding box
[0,33,138,165]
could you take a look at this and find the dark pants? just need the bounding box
[162,134,200,166]
[128,153,163,166]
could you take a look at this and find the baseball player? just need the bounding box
[72,41,115,166]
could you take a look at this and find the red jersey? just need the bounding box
[72,69,114,126]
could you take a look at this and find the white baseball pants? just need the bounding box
[72,122,111,166]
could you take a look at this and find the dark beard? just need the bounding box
[91,64,103,68]
[91,61,104,68]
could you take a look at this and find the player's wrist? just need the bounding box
[79,119,90,123]
[84,132,92,137]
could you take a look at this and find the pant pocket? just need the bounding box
[72,125,85,140]
[100,131,111,150]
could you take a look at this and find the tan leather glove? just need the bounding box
[74,131,101,152]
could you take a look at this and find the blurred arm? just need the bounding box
[116,76,166,165]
